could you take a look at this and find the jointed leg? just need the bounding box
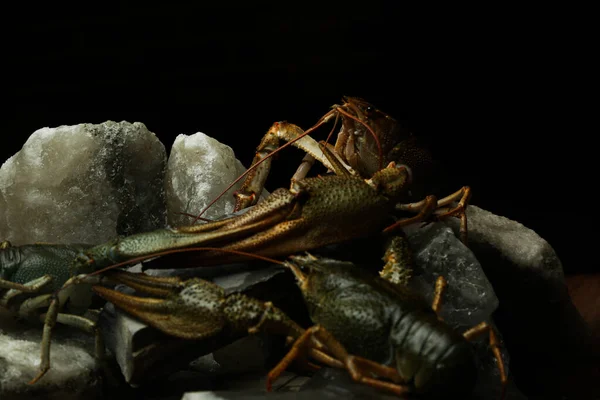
[427,276,507,393]
[385,195,438,233]
[462,321,507,390]
[29,274,106,384]
[291,153,317,183]
[0,276,54,307]
[234,125,281,211]
[433,186,471,245]
[267,324,411,397]
[0,276,54,292]
[431,275,448,318]
[394,186,471,245]
[54,312,105,363]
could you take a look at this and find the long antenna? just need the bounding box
[55,246,288,295]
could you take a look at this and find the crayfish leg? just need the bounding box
[463,321,508,398]
[432,186,472,245]
[431,275,448,317]
[392,186,472,245]
[267,324,411,397]
[385,195,438,234]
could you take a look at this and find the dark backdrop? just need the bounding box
[4,3,590,273]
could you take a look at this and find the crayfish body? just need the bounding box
[286,255,478,396]
[0,242,94,310]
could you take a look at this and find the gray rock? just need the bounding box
[0,121,167,245]
[443,205,597,397]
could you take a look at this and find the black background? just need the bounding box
[4,3,592,274]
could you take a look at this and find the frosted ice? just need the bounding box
[165,132,268,225]
[0,121,167,245]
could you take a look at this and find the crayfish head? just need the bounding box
[334,97,409,177]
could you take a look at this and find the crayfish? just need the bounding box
[66,96,473,279]
[228,96,471,241]
[10,97,475,384]
[89,250,507,398]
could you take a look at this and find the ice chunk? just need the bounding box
[0,121,167,245]
[165,132,268,225]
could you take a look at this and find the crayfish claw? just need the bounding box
[92,276,227,341]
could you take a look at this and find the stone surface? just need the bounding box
[0,121,167,245]
[443,205,598,398]
[165,132,268,225]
